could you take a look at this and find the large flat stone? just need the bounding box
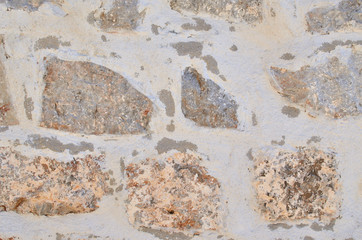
[170,0,263,23]
[270,46,361,118]
[181,67,239,128]
[41,57,153,135]
[253,147,340,222]
[126,152,222,234]
[0,147,110,216]
[306,0,361,34]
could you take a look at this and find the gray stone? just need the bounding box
[181,17,212,31]
[181,67,239,128]
[158,89,175,117]
[4,0,62,11]
[270,48,361,118]
[26,134,94,155]
[306,0,361,34]
[171,41,203,59]
[170,0,263,23]
[155,137,197,154]
[88,0,145,31]
[41,57,153,135]
[34,36,70,50]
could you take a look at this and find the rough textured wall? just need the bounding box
[0,0,361,240]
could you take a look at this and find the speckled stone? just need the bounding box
[170,0,263,23]
[306,0,361,34]
[270,46,361,118]
[0,36,17,126]
[126,152,222,234]
[0,147,110,216]
[88,0,145,31]
[181,67,239,128]
[253,147,340,222]
[41,57,153,135]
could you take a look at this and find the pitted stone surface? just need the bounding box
[41,57,153,135]
[306,0,362,34]
[270,47,361,118]
[253,147,340,222]
[126,152,222,233]
[181,67,239,128]
[0,147,109,216]
[169,0,263,23]
[88,0,144,31]
[0,36,17,126]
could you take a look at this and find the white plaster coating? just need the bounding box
[0,0,361,239]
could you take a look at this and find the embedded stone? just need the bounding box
[169,0,263,23]
[41,57,153,135]
[270,47,361,118]
[306,0,362,34]
[126,152,222,233]
[87,0,145,31]
[3,0,62,11]
[181,67,239,128]
[253,147,340,222]
[0,147,109,216]
[0,36,17,126]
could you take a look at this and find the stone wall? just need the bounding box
[0,0,361,239]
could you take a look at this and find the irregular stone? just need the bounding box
[40,57,153,135]
[34,36,70,51]
[23,87,34,120]
[280,53,295,60]
[25,134,94,155]
[270,48,361,118]
[170,0,263,23]
[0,36,17,126]
[181,18,212,31]
[306,0,361,34]
[4,0,62,11]
[126,152,222,233]
[281,106,300,118]
[253,147,340,222]
[158,89,175,117]
[202,55,220,74]
[171,41,203,59]
[0,147,109,216]
[88,0,145,31]
[316,40,362,53]
[181,67,239,128]
[155,137,197,154]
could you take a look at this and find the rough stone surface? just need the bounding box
[181,67,239,128]
[2,0,62,11]
[170,0,263,23]
[41,57,153,135]
[270,47,361,118]
[88,0,145,31]
[0,147,109,216]
[0,36,17,126]
[126,152,222,234]
[253,147,340,222]
[306,0,362,34]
